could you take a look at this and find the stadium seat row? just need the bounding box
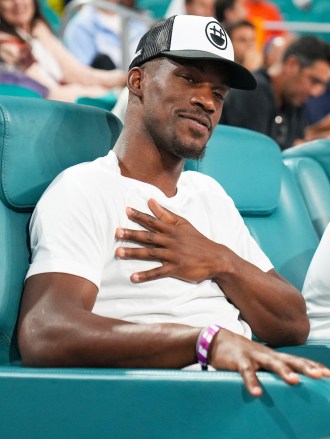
[0,97,329,438]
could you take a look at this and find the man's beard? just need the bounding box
[152,126,208,161]
[169,135,207,160]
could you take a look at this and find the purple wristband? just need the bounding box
[196,325,221,370]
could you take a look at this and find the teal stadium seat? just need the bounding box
[283,139,330,239]
[185,125,330,365]
[0,84,43,98]
[0,98,329,438]
[136,0,170,18]
[185,126,319,291]
[0,97,122,365]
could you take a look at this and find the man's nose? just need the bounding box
[190,86,217,114]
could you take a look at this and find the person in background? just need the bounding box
[225,19,263,71]
[302,222,330,339]
[305,82,330,141]
[0,0,126,102]
[263,34,292,69]
[165,0,215,18]
[63,0,150,70]
[215,0,247,26]
[220,35,330,150]
[17,15,330,398]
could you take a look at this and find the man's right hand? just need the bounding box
[209,328,330,396]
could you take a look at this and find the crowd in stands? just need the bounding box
[0,0,126,102]
[220,34,330,149]
[0,0,329,143]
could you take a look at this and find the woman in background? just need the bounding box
[0,0,126,101]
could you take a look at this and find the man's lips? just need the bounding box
[179,113,212,131]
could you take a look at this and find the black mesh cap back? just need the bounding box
[129,17,175,70]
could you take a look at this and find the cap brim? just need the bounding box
[162,50,257,91]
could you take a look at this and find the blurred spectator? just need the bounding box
[306,82,330,126]
[305,83,330,140]
[263,34,293,69]
[63,0,150,69]
[184,0,216,15]
[215,0,247,25]
[165,0,215,18]
[225,19,263,71]
[245,0,286,48]
[220,35,330,150]
[0,0,126,102]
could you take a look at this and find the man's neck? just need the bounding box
[113,132,184,198]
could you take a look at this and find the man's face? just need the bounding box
[283,58,330,107]
[186,0,215,17]
[229,0,247,23]
[140,57,229,160]
[230,25,256,64]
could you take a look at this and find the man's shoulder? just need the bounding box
[50,153,119,190]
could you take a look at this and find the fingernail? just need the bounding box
[288,372,299,381]
[116,228,124,238]
[131,273,140,282]
[251,386,262,397]
[116,248,125,257]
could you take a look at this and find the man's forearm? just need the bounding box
[213,246,309,346]
[19,309,200,368]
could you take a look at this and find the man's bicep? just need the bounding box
[17,273,99,366]
[20,272,98,320]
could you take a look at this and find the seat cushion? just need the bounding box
[0,97,122,211]
[185,125,282,215]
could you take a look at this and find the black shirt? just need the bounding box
[220,69,307,150]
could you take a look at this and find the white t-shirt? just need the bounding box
[302,223,330,339]
[26,151,273,338]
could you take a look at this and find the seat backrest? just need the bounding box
[283,139,330,239]
[185,125,320,291]
[0,97,122,365]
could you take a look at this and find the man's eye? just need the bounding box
[213,91,224,101]
[182,74,194,83]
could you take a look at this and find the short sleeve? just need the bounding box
[26,169,111,288]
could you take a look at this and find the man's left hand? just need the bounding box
[115,198,224,283]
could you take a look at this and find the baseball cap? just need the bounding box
[129,15,257,90]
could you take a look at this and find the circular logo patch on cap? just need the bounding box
[205,21,227,50]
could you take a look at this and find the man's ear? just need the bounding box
[127,67,144,97]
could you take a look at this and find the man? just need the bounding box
[225,19,263,71]
[165,0,215,18]
[221,35,330,150]
[215,0,247,25]
[17,15,329,397]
